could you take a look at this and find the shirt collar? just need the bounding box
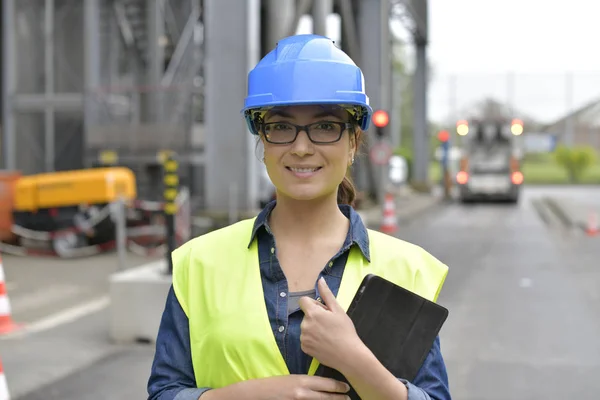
[248,200,371,262]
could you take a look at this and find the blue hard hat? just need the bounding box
[242,34,372,135]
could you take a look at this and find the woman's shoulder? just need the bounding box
[367,228,439,259]
[366,229,448,302]
[180,218,256,251]
[366,229,448,275]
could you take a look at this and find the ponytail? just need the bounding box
[337,125,363,207]
[337,174,357,206]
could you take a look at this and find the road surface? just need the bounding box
[1,186,599,399]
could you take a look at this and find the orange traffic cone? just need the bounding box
[585,210,599,237]
[0,255,20,335]
[380,193,398,235]
[0,356,10,400]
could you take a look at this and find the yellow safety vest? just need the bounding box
[172,218,448,389]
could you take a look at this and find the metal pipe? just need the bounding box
[44,0,55,172]
[412,42,429,186]
[115,198,128,271]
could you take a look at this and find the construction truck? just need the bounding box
[455,119,524,204]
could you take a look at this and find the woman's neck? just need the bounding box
[269,194,349,241]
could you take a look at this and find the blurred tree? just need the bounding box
[553,145,597,183]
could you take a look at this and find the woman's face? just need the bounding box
[260,105,357,203]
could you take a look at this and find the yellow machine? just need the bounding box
[8,167,137,246]
[14,167,136,212]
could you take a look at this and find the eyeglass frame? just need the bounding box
[259,121,356,144]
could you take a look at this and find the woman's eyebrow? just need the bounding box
[265,110,343,120]
[266,110,294,119]
[312,111,343,120]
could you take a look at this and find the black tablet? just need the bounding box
[315,274,449,399]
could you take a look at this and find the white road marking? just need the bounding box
[10,284,84,315]
[0,296,110,340]
[519,277,532,288]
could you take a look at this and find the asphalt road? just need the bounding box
[2,185,599,400]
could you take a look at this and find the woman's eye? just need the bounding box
[315,123,335,131]
[273,123,292,130]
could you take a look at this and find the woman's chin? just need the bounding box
[278,186,332,203]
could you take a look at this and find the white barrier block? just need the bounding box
[109,260,172,344]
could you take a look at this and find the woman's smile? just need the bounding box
[286,165,323,179]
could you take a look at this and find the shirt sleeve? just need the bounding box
[398,336,452,400]
[147,285,213,400]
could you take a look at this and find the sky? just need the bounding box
[298,0,600,125]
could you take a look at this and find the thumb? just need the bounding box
[318,277,342,312]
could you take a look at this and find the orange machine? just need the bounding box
[0,171,22,241]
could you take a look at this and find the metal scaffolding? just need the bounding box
[2,0,429,210]
[1,0,202,175]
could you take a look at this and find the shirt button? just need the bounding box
[278,325,285,332]
[328,261,333,267]
[280,292,286,297]
[270,247,275,254]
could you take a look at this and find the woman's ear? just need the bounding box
[352,129,362,152]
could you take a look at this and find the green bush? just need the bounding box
[523,152,555,164]
[553,145,597,183]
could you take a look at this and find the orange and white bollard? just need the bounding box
[0,356,10,400]
[380,193,398,235]
[0,255,20,335]
[585,210,599,237]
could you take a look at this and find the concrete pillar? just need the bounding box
[204,0,261,212]
[312,0,333,36]
[357,0,391,201]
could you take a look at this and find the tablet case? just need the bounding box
[315,274,449,399]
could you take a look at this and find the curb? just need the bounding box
[358,196,444,230]
[542,196,600,234]
[543,197,574,229]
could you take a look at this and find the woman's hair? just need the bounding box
[337,127,364,206]
[337,174,357,206]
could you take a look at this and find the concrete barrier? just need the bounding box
[109,259,171,344]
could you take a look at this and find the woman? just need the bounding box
[148,34,451,400]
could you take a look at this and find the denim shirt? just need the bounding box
[148,202,451,400]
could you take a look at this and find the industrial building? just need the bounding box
[2,0,430,212]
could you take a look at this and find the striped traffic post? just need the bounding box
[162,152,179,275]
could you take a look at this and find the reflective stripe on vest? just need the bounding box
[172,218,448,389]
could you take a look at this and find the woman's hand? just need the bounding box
[202,375,351,400]
[263,375,351,400]
[298,277,364,371]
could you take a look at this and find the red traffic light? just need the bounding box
[438,130,450,143]
[372,110,389,128]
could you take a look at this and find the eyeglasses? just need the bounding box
[261,121,354,144]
